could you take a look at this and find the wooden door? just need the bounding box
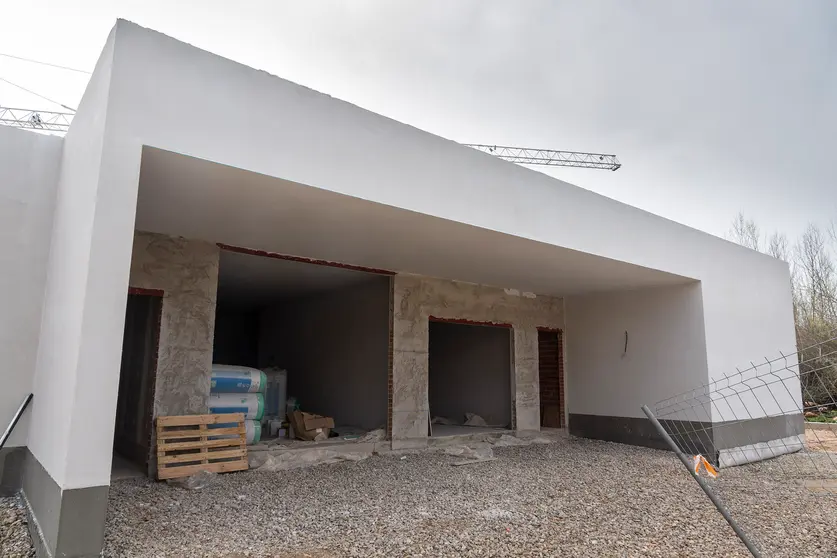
[538,330,564,428]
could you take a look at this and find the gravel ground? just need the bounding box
[104,437,837,558]
[0,495,34,558]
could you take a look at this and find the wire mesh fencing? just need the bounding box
[642,337,837,557]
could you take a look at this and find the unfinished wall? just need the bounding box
[428,321,512,427]
[392,275,564,444]
[129,231,220,417]
[259,277,390,430]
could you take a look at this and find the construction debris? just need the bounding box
[463,413,488,427]
[451,457,497,467]
[250,448,370,471]
[443,444,494,461]
[166,470,217,491]
[287,411,334,441]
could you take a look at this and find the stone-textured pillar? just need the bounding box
[391,276,430,447]
[390,275,563,446]
[513,326,540,431]
[129,232,220,418]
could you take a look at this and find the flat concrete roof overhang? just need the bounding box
[136,147,692,297]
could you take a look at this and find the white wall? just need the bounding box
[28,26,143,490]
[0,127,62,447]
[565,283,709,420]
[700,258,799,421]
[100,21,796,393]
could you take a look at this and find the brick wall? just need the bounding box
[558,330,564,427]
[538,329,565,428]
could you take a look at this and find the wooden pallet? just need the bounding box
[156,413,249,480]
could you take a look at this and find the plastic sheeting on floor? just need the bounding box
[249,449,371,471]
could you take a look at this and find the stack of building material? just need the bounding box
[263,367,288,438]
[209,365,265,444]
[263,367,288,419]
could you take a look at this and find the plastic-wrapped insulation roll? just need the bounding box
[211,364,267,393]
[245,420,262,444]
[208,420,261,445]
[209,392,265,421]
[263,368,288,417]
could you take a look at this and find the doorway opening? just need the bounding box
[113,290,163,479]
[212,248,391,444]
[428,319,513,436]
[538,329,564,428]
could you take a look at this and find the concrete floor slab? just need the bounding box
[111,454,146,481]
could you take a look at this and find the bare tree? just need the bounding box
[728,212,761,251]
[795,224,837,324]
[767,231,789,262]
[728,215,837,404]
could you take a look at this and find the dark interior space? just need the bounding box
[428,320,512,428]
[114,292,162,471]
[538,329,563,428]
[212,250,391,434]
[257,279,390,431]
[212,306,260,367]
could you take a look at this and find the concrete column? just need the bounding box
[513,326,540,431]
[129,232,220,419]
[391,276,430,448]
[25,158,139,558]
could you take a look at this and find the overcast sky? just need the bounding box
[1,1,834,241]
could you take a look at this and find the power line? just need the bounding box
[0,52,90,74]
[0,77,76,111]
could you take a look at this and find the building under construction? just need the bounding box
[0,20,798,558]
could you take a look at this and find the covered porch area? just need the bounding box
[131,146,701,450]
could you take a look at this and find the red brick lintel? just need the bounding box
[217,243,396,276]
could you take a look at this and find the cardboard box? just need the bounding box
[288,411,334,441]
[303,414,334,430]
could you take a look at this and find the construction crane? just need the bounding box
[464,144,621,171]
[0,106,74,132]
[0,106,621,171]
